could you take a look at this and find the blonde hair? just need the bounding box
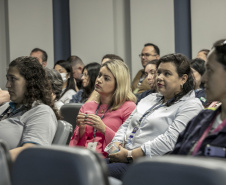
[102,59,136,110]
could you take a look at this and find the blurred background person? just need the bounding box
[30,48,48,67]
[67,55,84,91]
[132,43,160,96]
[54,60,76,104]
[190,58,207,107]
[70,62,101,103]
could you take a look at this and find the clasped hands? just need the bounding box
[76,113,106,134]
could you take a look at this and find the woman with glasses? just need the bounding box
[54,60,76,104]
[106,53,203,180]
[69,60,137,157]
[171,39,226,157]
[69,62,101,103]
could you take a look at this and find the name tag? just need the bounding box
[87,142,98,152]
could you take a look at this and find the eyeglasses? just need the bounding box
[139,53,157,58]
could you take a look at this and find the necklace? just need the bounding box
[101,108,105,114]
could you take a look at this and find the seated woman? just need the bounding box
[106,53,203,180]
[70,62,101,103]
[190,58,208,107]
[45,68,64,110]
[54,60,76,104]
[171,39,226,157]
[0,56,59,161]
[69,60,137,157]
[136,60,158,104]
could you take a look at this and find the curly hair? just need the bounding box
[9,56,61,119]
[156,53,195,106]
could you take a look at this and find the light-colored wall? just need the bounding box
[7,0,54,69]
[0,0,9,89]
[70,0,175,79]
[191,0,226,58]
[1,0,226,84]
[70,0,115,65]
[130,0,174,78]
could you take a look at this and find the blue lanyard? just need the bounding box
[93,103,111,139]
[0,104,24,121]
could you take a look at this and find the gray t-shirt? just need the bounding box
[0,102,58,149]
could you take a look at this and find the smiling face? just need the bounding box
[144,63,157,89]
[202,49,226,102]
[81,69,90,88]
[95,66,115,97]
[156,62,187,101]
[6,66,27,105]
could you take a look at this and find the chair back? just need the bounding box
[11,146,109,185]
[123,156,226,185]
[60,103,83,131]
[0,140,11,185]
[52,120,73,145]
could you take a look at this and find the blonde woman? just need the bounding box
[69,60,136,157]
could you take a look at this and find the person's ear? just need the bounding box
[181,74,188,86]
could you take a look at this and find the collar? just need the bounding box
[156,90,196,102]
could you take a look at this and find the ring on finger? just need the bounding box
[85,114,88,119]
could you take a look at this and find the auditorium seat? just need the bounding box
[11,145,109,185]
[60,103,83,131]
[122,155,226,185]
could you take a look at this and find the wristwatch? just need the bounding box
[127,150,133,163]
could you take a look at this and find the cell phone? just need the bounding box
[204,144,226,157]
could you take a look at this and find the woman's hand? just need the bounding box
[84,114,106,134]
[108,145,128,163]
[76,113,87,130]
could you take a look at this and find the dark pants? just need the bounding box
[106,158,130,180]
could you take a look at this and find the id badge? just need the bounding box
[87,142,98,152]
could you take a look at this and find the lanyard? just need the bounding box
[126,98,173,144]
[0,105,24,121]
[92,103,111,140]
[192,113,226,155]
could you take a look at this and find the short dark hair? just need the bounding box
[145,59,158,68]
[31,48,48,62]
[101,54,124,62]
[144,43,160,55]
[67,55,84,67]
[156,53,194,106]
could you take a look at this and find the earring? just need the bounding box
[181,84,183,89]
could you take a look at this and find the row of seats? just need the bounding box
[1,138,226,185]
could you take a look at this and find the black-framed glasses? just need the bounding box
[139,53,157,58]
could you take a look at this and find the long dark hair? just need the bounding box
[156,53,195,106]
[81,62,101,101]
[54,60,75,97]
[9,56,61,119]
